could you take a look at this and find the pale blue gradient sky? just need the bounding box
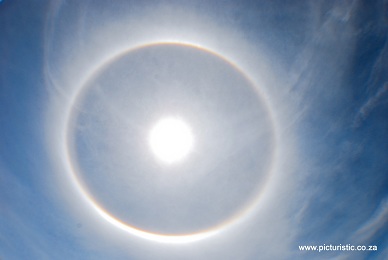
[0,1,387,259]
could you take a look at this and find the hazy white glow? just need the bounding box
[149,117,194,164]
[47,37,285,244]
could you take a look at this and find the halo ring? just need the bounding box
[62,41,280,244]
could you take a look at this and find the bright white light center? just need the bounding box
[149,117,194,164]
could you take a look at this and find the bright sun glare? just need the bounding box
[149,117,194,164]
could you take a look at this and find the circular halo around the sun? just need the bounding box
[149,117,194,164]
[64,42,278,243]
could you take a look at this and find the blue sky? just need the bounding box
[1,0,387,259]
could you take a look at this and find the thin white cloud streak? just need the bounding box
[352,3,388,127]
[352,198,388,243]
[354,83,388,127]
[335,198,388,260]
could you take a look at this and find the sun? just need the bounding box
[149,117,194,164]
